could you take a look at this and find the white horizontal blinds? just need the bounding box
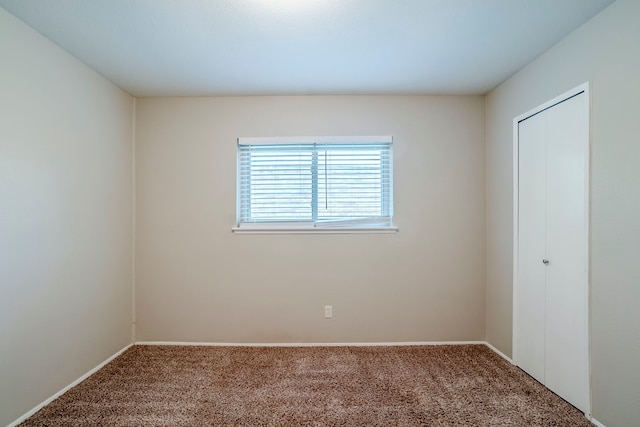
[237,137,393,227]
[238,144,313,223]
[316,144,392,226]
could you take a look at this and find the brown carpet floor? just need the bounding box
[20,344,592,426]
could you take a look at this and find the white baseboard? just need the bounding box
[590,418,606,427]
[483,342,513,364]
[135,340,487,347]
[7,344,133,427]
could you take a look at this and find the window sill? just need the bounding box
[231,226,399,235]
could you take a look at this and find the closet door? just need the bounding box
[544,94,589,412]
[515,87,589,414]
[516,111,547,385]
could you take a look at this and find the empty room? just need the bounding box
[1,0,638,426]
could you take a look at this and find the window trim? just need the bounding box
[231,225,399,234]
[233,136,398,234]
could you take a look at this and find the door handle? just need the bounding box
[542,259,549,265]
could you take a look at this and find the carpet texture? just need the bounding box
[20,345,591,426]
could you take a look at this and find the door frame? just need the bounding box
[512,81,591,415]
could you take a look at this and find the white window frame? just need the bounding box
[233,136,398,234]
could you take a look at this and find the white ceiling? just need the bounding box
[0,0,614,97]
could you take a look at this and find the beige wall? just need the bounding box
[135,95,486,343]
[485,0,640,425]
[0,8,134,426]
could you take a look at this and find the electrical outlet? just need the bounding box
[324,305,333,319]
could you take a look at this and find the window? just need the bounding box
[234,136,396,233]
